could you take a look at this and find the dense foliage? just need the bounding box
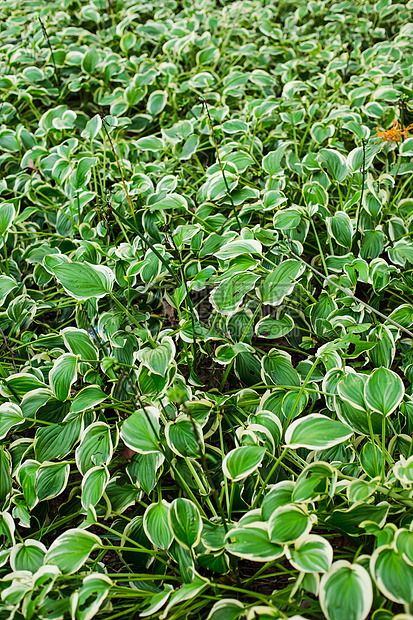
[1,0,413,618]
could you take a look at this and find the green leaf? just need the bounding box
[319,149,348,183]
[287,534,333,573]
[205,599,244,620]
[16,459,40,509]
[36,461,70,502]
[0,447,12,509]
[81,465,110,509]
[205,171,238,201]
[70,385,107,413]
[165,414,204,458]
[168,498,202,550]
[82,48,99,73]
[273,208,301,230]
[285,414,353,450]
[222,445,266,482]
[34,417,82,461]
[0,202,15,236]
[143,500,173,550]
[215,342,255,365]
[222,120,249,134]
[147,90,168,115]
[70,157,97,190]
[364,367,404,416]
[311,122,335,143]
[75,422,114,474]
[210,272,259,316]
[255,315,294,339]
[9,540,46,572]
[395,528,413,565]
[268,505,314,544]
[127,452,164,496]
[49,261,114,301]
[135,337,175,377]
[62,327,98,365]
[259,259,305,306]
[136,136,164,151]
[0,275,18,305]
[49,353,78,401]
[120,407,161,454]
[262,143,291,175]
[393,455,413,485]
[326,501,389,537]
[73,573,112,620]
[180,134,199,160]
[337,373,368,411]
[140,586,174,618]
[225,526,284,562]
[326,211,353,248]
[162,573,210,616]
[215,239,262,260]
[261,349,300,387]
[81,114,102,140]
[400,138,413,157]
[262,481,295,520]
[149,193,188,212]
[45,528,102,574]
[320,561,373,620]
[371,545,413,605]
[0,402,24,440]
[121,516,153,569]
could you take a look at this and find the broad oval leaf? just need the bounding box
[10,539,46,572]
[259,259,305,307]
[225,525,284,562]
[268,504,314,544]
[364,367,404,417]
[215,239,262,261]
[371,545,413,604]
[72,573,112,620]
[120,407,161,454]
[49,353,78,402]
[70,385,107,413]
[222,446,266,482]
[320,561,373,620]
[36,461,70,502]
[285,414,353,450]
[0,202,15,236]
[0,403,24,440]
[168,498,202,550]
[165,414,204,458]
[81,465,110,509]
[147,90,168,115]
[135,337,175,377]
[287,534,333,573]
[75,422,115,475]
[49,261,114,300]
[143,500,173,550]
[0,275,18,306]
[255,315,294,339]
[45,529,102,574]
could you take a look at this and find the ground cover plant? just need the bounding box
[1,0,413,618]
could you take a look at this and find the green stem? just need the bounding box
[219,417,230,516]
[283,357,320,432]
[251,447,288,510]
[219,304,261,392]
[381,415,386,484]
[367,413,380,478]
[2,235,10,276]
[109,293,146,333]
[310,219,329,277]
